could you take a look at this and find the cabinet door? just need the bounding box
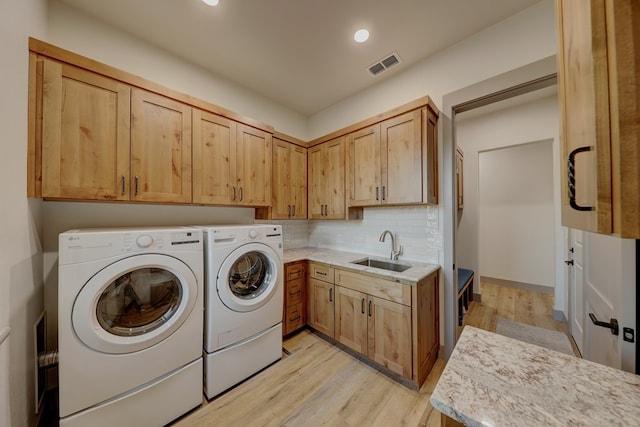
[41,59,131,200]
[334,286,367,354]
[307,278,334,338]
[237,124,272,206]
[271,138,291,218]
[307,144,325,219]
[131,89,192,203]
[290,144,308,219]
[325,136,346,219]
[422,107,439,204]
[349,125,381,206]
[367,296,412,378]
[192,109,237,205]
[382,110,422,204]
[556,0,612,233]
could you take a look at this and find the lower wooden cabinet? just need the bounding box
[335,286,412,378]
[307,263,335,338]
[283,261,306,335]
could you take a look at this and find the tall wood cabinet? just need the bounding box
[556,0,640,237]
[308,137,347,219]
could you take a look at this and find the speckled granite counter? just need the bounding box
[283,247,439,284]
[430,326,640,426]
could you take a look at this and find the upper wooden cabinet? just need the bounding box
[28,38,275,207]
[348,109,423,206]
[35,58,132,200]
[556,0,640,237]
[308,136,347,219]
[256,137,307,219]
[131,89,192,203]
[191,109,272,207]
[347,107,438,208]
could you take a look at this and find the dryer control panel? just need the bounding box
[59,227,203,265]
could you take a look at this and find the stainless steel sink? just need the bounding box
[350,258,411,272]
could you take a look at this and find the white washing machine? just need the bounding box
[198,224,283,399]
[58,227,204,427]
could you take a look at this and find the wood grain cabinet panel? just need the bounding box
[131,89,192,203]
[556,0,640,237]
[283,261,307,335]
[334,286,368,354]
[193,110,271,207]
[38,58,131,200]
[259,138,307,219]
[307,263,335,337]
[347,108,437,207]
[368,295,412,378]
[308,137,347,219]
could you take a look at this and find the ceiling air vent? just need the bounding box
[368,52,402,77]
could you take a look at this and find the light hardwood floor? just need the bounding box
[173,280,573,427]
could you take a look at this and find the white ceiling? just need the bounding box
[58,0,541,116]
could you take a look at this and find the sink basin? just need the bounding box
[350,258,412,272]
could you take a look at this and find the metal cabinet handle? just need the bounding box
[292,204,295,217]
[121,175,126,195]
[134,176,139,195]
[376,187,379,201]
[239,187,244,202]
[329,288,333,302]
[361,298,365,314]
[568,146,594,211]
[368,300,372,317]
[382,186,386,201]
[589,313,619,335]
[232,186,237,201]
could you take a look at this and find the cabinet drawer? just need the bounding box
[309,263,334,283]
[285,277,305,306]
[285,303,305,334]
[285,262,306,281]
[335,269,411,306]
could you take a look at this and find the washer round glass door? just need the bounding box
[72,254,198,354]
[217,243,281,312]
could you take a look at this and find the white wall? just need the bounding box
[1,0,48,425]
[47,0,308,140]
[308,207,440,264]
[478,140,555,286]
[455,92,563,309]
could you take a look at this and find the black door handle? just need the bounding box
[565,260,574,266]
[589,313,619,335]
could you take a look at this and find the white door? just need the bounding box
[567,229,585,355]
[573,229,636,373]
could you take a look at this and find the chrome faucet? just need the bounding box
[379,230,402,260]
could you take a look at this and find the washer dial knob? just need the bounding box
[136,234,153,248]
[248,229,258,239]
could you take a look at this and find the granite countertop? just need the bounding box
[283,247,439,284]
[430,326,640,426]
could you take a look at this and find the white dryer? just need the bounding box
[58,227,204,427]
[198,224,283,399]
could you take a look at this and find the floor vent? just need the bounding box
[368,52,402,76]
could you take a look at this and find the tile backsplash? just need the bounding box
[258,206,441,264]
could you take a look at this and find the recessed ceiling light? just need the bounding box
[354,29,369,43]
[202,0,219,6]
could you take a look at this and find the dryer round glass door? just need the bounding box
[217,242,281,312]
[72,254,198,354]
